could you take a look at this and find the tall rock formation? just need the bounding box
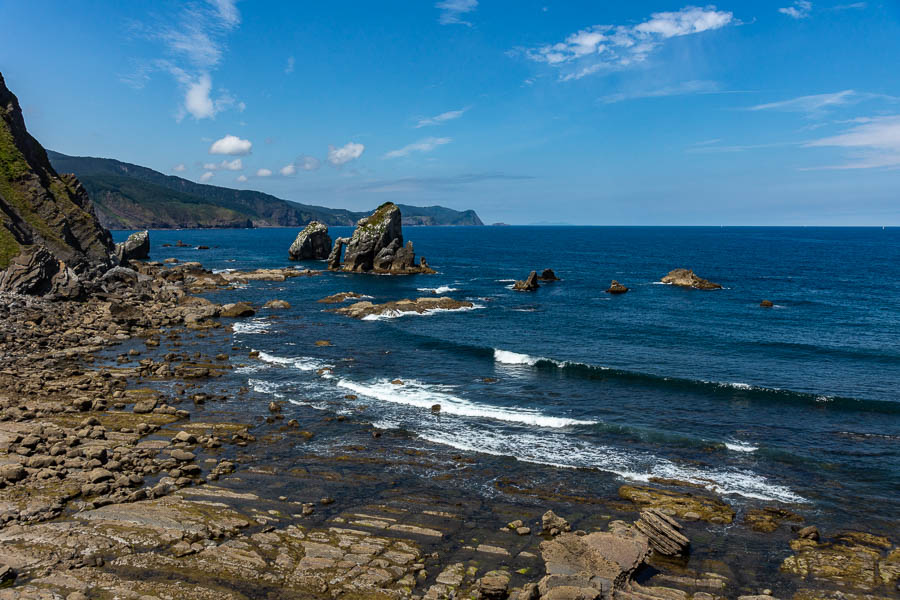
[288,221,331,260]
[0,71,113,297]
[328,202,434,274]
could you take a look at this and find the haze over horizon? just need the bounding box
[2,1,899,225]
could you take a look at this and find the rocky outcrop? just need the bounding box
[115,230,150,262]
[328,202,434,274]
[318,291,363,304]
[619,484,735,524]
[760,299,774,308]
[288,221,331,260]
[781,530,900,590]
[0,71,113,295]
[606,280,629,294]
[635,509,690,557]
[513,271,540,291]
[330,296,474,319]
[660,269,722,290]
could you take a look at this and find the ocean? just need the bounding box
[112,226,900,533]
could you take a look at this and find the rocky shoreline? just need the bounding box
[0,258,897,600]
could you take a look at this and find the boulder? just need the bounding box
[476,571,511,600]
[513,271,540,292]
[606,280,629,294]
[331,296,474,319]
[264,299,291,309]
[542,510,571,535]
[328,203,434,273]
[660,269,722,290]
[288,221,332,260]
[221,302,255,318]
[115,230,150,262]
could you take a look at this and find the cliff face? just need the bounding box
[0,72,113,293]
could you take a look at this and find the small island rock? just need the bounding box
[606,280,629,294]
[760,299,774,308]
[289,221,332,260]
[538,268,560,281]
[661,268,722,290]
[116,230,150,262]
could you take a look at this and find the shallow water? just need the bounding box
[114,226,900,531]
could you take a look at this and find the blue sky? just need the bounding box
[1,1,899,225]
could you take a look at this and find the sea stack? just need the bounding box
[606,280,629,294]
[327,202,435,274]
[513,271,540,291]
[115,230,150,262]
[288,221,332,260]
[0,71,113,298]
[660,268,722,290]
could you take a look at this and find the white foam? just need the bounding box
[336,378,595,428]
[724,440,758,452]
[212,268,236,274]
[496,279,516,283]
[417,427,802,503]
[360,304,482,321]
[256,351,331,373]
[417,286,459,294]
[248,378,285,398]
[233,319,271,335]
[234,364,264,374]
[493,349,542,366]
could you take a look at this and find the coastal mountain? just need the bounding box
[47,151,484,230]
[0,72,112,294]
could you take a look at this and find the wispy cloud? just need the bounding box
[199,171,214,182]
[285,56,295,74]
[384,137,452,159]
[280,163,296,176]
[209,134,252,155]
[832,2,866,9]
[125,1,242,120]
[416,107,469,128]
[236,174,248,182]
[256,168,273,177]
[436,0,478,26]
[173,163,187,172]
[519,6,733,81]
[779,1,812,19]
[746,90,897,118]
[327,142,365,166]
[804,115,900,169]
[599,80,723,104]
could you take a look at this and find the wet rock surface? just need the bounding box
[330,296,475,319]
[513,271,540,292]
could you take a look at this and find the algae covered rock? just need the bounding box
[780,530,899,590]
[660,268,722,290]
[618,485,735,524]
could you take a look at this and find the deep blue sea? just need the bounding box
[113,226,900,529]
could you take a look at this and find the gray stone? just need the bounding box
[288,221,332,260]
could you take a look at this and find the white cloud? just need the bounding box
[202,158,243,171]
[256,168,273,177]
[521,6,733,80]
[285,56,295,74]
[236,174,248,182]
[209,134,252,155]
[280,164,297,176]
[199,171,214,182]
[436,0,478,26]
[299,156,321,171]
[173,163,186,172]
[416,108,468,128]
[184,74,215,118]
[779,1,812,19]
[384,137,452,159]
[804,115,900,169]
[327,142,365,166]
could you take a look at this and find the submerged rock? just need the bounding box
[661,269,722,290]
[116,230,150,262]
[513,271,540,292]
[781,529,900,590]
[331,296,474,319]
[606,280,629,294]
[288,221,332,260]
[318,291,363,304]
[327,202,435,274]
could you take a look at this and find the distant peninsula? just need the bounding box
[47,151,484,230]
